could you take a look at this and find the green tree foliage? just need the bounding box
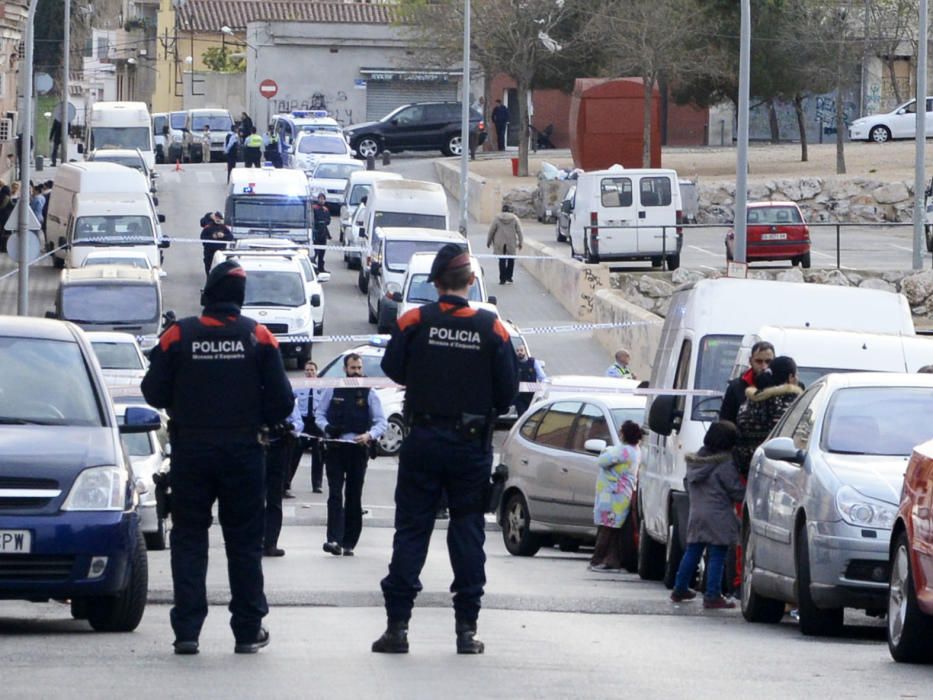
[201,47,246,74]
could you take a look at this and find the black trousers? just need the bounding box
[494,123,507,151]
[381,426,491,624]
[325,442,369,549]
[290,432,323,490]
[169,435,267,644]
[226,154,237,182]
[50,140,61,165]
[498,247,515,283]
[264,436,291,549]
[244,147,261,167]
[313,245,326,272]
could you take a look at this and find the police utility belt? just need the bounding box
[409,412,491,441]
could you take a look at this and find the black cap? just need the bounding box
[427,243,470,283]
[201,260,246,307]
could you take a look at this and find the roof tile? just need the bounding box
[177,1,397,33]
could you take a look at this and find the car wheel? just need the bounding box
[358,269,369,294]
[800,251,811,269]
[378,415,407,457]
[502,492,541,556]
[888,532,933,662]
[556,224,567,243]
[650,256,662,268]
[662,507,684,590]
[144,518,168,551]
[86,529,148,632]
[740,521,785,623]
[443,134,463,157]
[637,514,665,581]
[926,226,933,253]
[355,137,380,159]
[666,253,680,271]
[796,523,844,636]
[869,125,892,143]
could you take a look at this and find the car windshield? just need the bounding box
[244,270,306,307]
[385,241,453,273]
[74,215,154,244]
[192,114,232,131]
[611,407,646,429]
[693,334,743,421]
[122,432,153,457]
[348,184,371,206]
[298,135,347,155]
[374,211,446,231]
[92,155,145,172]
[298,124,340,134]
[314,163,363,180]
[231,197,309,228]
[91,127,150,151]
[822,387,933,456]
[63,284,159,324]
[319,353,386,379]
[170,112,186,129]
[747,206,803,225]
[0,336,103,426]
[91,341,144,370]
[406,273,482,303]
[82,255,151,269]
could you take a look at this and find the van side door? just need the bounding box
[635,175,676,256]
[593,175,636,256]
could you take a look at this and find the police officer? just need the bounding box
[373,243,519,655]
[200,211,234,277]
[224,124,239,183]
[311,193,331,272]
[263,129,282,168]
[514,344,546,417]
[243,127,263,168]
[289,360,325,494]
[141,260,294,655]
[315,353,387,557]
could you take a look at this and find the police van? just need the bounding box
[225,166,314,246]
[271,110,344,158]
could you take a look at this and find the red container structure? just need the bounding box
[569,78,661,170]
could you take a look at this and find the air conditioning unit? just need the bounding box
[0,116,14,143]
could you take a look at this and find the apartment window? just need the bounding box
[96,36,110,58]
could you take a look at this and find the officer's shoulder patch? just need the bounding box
[492,318,511,343]
[397,307,421,332]
[158,323,182,352]
[254,323,279,348]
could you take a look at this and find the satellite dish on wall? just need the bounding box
[35,72,54,95]
[53,101,77,123]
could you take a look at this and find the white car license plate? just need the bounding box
[0,530,31,553]
[761,232,787,240]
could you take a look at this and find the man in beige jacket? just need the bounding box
[486,204,524,285]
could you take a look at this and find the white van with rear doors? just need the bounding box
[340,170,404,269]
[225,166,313,246]
[47,162,166,270]
[568,165,683,269]
[89,101,155,170]
[637,278,916,588]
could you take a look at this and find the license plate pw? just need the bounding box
[0,530,32,553]
[761,232,787,240]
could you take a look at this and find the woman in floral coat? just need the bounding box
[589,421,643,572]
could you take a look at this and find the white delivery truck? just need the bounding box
[340,170,404,269]
[225,166,314,246]
[359,179,450,294]
[89,101,155,170]
[637,278,916,587]
[47,162,167,270]
[568,165,683,269]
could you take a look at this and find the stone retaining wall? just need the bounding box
[433,160,503,224]
[519,239,610,321]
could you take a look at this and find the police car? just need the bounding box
[271,110,344,151]
[317,337,407,456]
[289,131,354,174]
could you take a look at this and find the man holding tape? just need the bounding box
[373,243,519,655]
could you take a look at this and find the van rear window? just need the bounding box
[640,177,672,207]
[600,177,632,207]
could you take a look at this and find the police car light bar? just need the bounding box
[292,110,329,118]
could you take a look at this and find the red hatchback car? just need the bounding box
[888,439,933,663]
[726,201,811,268]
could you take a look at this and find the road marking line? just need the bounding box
[889,243,914,252]
[810,250,835,259]
[688,245,719,257]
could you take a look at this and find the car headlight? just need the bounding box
[62,465,128,511]
[835,485,896,529]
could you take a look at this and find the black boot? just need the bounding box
[371,620,409,653]
[456,621,484,654]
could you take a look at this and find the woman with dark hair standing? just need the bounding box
[588,420,643,572]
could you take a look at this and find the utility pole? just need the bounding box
[62,0,70,165]
[734,0,751,265]
[914,0,928,270]
[17,0,39,315]
[458,0,471,235]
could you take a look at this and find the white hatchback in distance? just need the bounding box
[848,97,933,143]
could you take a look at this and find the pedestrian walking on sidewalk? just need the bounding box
[670,421,746,609]
[486,204,523,285]
[374,243,519,655]
[589,421,642,573]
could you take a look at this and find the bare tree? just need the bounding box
[867,0,919,106]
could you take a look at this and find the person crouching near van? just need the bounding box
[670,421,745,609]
[588,421,642,572]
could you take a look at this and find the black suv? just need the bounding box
[344,102,486,158]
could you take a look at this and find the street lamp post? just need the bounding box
[914,0,928,270]
[17,0,40,316]
[62,0,70,165]
[733,0,751,267]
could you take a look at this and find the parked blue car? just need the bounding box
[0,316,156,631]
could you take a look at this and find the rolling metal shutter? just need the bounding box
[365,81,459,121]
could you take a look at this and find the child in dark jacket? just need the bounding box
[670,421,746,609]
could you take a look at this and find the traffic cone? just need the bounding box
[175,158,183,172]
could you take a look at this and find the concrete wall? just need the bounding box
[181,72,247,118]
[592,290,664,380]
[517,239,611,322]
[434,159,503,225]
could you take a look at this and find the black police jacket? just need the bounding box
[141,302,294,432]
[326,388,372,435]
[381,294,519,418]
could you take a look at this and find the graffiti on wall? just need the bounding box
[864,82,882,116]
[747,90,858,141]
[272,89,354,125]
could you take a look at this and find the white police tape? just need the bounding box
[0,243,68,281]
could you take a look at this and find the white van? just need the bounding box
[225,166,313,245]
[360,179,450,293]
[340,170,404,269]
[47,162,166,270]
[366,228,468,332]
[396,252,491,318]
[183,108,234,162]
[568,165,683,269]
[637,278,916,585]
[89,102,155,170]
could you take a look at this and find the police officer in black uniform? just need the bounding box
[141,260,294,655]
[373,243,519,655]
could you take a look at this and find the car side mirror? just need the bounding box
[77,143,84,154]
[648,394,682,437]
[162,309,176,328]
[584,438,608,454]
[152,172,159,179]
[390,119,399,126]
[310,293,321,307]
[350,149,357,157]
[762,437,804,464]
[488,295,497,305]
[562,201,572,213]
[152,196,159,207]
[897,108,906,115]
[120,406,162,434]
[158,214,166,224]
[370,261,381,276]
[391,291,402,303]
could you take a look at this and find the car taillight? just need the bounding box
[589,212,599,253]
[676,210,683,235]
[478,121,485,131]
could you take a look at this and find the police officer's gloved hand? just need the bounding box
[325,424,344,438]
